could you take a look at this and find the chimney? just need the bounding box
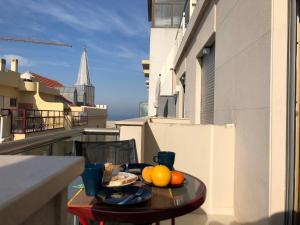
[0,58,6,72]
[11,59,18,72]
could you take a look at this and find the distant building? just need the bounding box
[60,48,95,106]
[0,55,106,142]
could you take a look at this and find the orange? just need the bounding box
[171,171,185,185]
[142,166,154,183]
[151,165,171,187]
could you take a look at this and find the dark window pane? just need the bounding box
[154,4,172,27]
[10,98,17,107]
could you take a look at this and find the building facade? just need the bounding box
[136,0,295,224]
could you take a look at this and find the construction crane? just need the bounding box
[0,36,72,48]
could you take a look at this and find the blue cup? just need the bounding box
[81,163,104,196]
[153,151,175,170]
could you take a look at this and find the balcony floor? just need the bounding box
[160,213,239,225]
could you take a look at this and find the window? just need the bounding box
[152,0,186,28]
[200,44,215,124]
[10,98,17,107]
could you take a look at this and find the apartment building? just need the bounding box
[124,0,298,224]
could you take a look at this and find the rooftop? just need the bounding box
[31,72,64,88]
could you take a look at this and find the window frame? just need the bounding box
[151,0,186,28]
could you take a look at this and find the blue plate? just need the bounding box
[100,186,151,205]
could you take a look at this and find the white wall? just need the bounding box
[214,0,287,223]
[171,0,287,223]
[148,28,178,116]
[144,121,235,215]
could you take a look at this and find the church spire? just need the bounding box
[75,48,91,86]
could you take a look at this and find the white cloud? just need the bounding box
[85,41,146,60]
[37,60,70,67]
[2,54,32,67]
[15,0,147,37]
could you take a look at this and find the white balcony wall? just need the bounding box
[159,44,176,96]
[148,28,177,116]
[144,120,235,215]
[118,118,235,215]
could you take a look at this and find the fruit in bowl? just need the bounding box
[170,171,185,186]
[142,166,185,187]
[142,166,154,183]
[151,165,171,187]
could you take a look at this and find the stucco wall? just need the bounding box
[214,0,287,223]
[174,2,216,123]
[148,28,178,116]
[0,71,20,88]
[171,0,287,223]
[144,121,235,215]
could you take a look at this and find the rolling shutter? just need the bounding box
[201,44,215,124]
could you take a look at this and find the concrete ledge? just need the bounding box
[115,117,148,126]
[0,155,84,225]
[149,117,191,124]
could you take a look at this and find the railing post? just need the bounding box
[48,143,53,156]
[182,12,186,36]
[22,109,26,134]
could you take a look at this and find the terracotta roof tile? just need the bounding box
[30,72,64,88]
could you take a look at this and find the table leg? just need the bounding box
[78,216,89,225]
[171,218,175,225]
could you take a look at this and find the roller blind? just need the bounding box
[201,44,215,124]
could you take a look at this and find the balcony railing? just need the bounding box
[2,109,65,134]
[175,0,190,47]
[139,102,148,117]
[71,111,88,127]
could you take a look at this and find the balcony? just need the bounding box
[0,128,119,225]
[3,109,65,134]
[0,116,238,225]
[70,111,88,127]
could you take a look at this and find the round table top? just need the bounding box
[68,172,206,224]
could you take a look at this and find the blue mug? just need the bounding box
[81,163,104,196]
[153,151,175,170]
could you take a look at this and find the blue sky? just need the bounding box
[0,0,149,120]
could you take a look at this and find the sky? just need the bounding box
[0,0,149,120]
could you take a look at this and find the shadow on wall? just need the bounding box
[208,212,299,225]
[144,122,160,164]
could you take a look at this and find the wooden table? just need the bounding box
[68,172,206,225]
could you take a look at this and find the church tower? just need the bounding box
[74,48,95,106]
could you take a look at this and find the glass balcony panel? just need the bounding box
[173,4,185,27]
[155,0,185,2]
[153,4,172,27]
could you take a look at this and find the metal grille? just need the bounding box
[75,139,138,165]
[201,44,215,124]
